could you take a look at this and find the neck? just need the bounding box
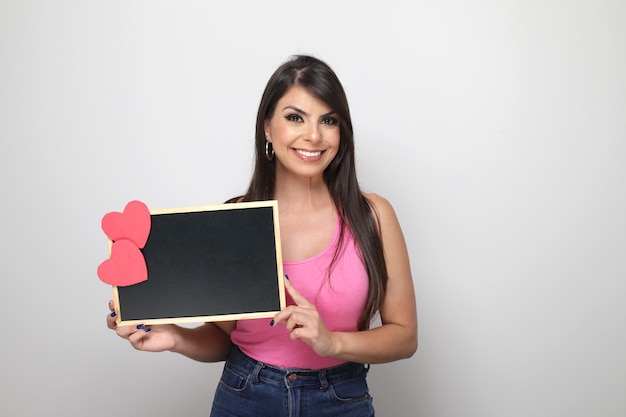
[273,171,332,213]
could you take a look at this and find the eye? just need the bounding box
[285,113,303,123]
[321,116,338,126]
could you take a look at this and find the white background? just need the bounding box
[1,1,625,416]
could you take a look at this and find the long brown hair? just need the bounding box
[232,55,387,330]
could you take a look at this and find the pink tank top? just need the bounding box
[230,214,369,369]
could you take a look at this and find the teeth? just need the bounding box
[296,149,322,157]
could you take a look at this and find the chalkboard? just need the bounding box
[111,201,285,326]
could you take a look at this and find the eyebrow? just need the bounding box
[282,105,337,118]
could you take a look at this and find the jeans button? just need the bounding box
[288,373,297,382]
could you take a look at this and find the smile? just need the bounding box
[294,149,323,157]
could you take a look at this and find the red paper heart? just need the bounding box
[101,200,151,248]
[97,239,148,286]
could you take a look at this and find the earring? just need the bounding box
[265,141,274,161]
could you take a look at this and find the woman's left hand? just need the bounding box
[272,278,338,358]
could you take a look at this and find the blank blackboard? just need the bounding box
[112,201,285,326]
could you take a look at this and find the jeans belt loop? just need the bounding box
[319,369,329,392]
[251,361,263,384]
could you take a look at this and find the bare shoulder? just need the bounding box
[363,192,398,221]
[363,192,407,242]
[224,195,245,204]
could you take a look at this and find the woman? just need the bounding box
[107,55,417,416]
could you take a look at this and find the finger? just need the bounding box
[106,313,117,329]
[131,328,155,351]
[115,325,131,338]
[272,305,296,327]
[128,325,152,347]
[289,326,305,342]
[285,311,304,333]
[106,300,118,329]
[115,323,141,339]
[284,279,312,308]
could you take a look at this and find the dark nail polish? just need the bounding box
[144,327,152,333]
[136,324,145,330]
[269,319,275,327]
[110,311,117,317]
[285,274,289,280]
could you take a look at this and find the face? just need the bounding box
[264,86,340,180]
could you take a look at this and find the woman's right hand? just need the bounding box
[106,300,178,352]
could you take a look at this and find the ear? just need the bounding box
[264,119,271,142]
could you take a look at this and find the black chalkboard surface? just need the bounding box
[112,201,285,326]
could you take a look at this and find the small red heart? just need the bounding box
[102,200,151,248]
[97,239,148,286]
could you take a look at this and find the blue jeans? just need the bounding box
[210,345,375,417]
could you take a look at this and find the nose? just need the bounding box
[304,123,322,143]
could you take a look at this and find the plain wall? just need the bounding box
[1,1,624,416]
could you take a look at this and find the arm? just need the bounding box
[333,193,418,363]
[273,194,418,364]
[169,322,233,362]
[106,301,233,362]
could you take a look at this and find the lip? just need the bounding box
[292,148,325,162]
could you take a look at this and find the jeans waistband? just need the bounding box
[226,344,369,389]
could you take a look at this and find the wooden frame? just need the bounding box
[111,200,285,326]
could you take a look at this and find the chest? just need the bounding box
[279,209,336,262]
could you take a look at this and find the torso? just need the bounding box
[230,211,369,369]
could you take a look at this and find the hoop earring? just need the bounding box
[265,141,274,161]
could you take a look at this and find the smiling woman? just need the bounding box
[106,55,417,417]
[265,86,341,176]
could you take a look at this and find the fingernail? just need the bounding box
[269,319,275,327]
[285,274,289,280]
[136,324,145,329]
[110,311,117,317]
[144,327,152,333]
